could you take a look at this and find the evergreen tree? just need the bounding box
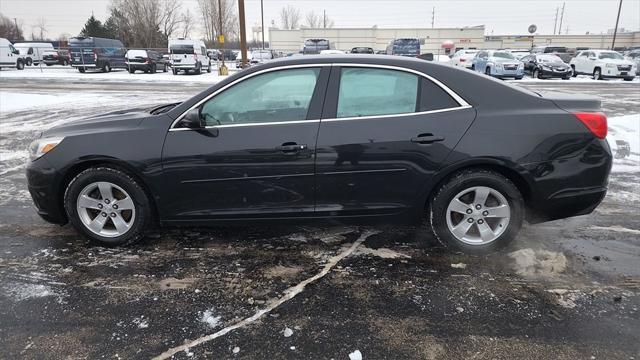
[79,15,108,37]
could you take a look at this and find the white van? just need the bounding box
[0,38,25,70]
[13,42,54,66]
[168,39,211,75]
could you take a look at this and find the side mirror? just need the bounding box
[181,108,204,129]
[12,49,19,55]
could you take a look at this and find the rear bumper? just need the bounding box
[528,186,607,223]
[26,158,67,225]
[127,63,151,70]
[72,64,97,68]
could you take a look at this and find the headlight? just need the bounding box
[605,63,616,68]
[494,63,502,68]
[518,63,525,69]
[29,137,65,161]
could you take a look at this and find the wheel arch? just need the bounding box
[423,158,534,211]
[58,158,160,223]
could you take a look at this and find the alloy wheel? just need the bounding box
[445,186,510,245]
[76,181,136,237]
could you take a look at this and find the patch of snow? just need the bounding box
[199,308,222,329]
[451,263,467,269]
[508,248,567,278]
[133,316,149,329]
[588,225,640,235]
[547,289,582,308]
[607,113,640,173]
[232,346,240,354]
[3,281,65,303]
[356,246,411,259]
[349,350,363,360]
[283,327,293,337]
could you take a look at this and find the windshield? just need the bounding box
[544,47,568,53]
[170,45,194,54]
[599,52,623,60]
[492,51,515,59]
[538,54,563,63]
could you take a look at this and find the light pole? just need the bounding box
[611,0,623,49]
[261,0,265,49]
[239,0,248,68]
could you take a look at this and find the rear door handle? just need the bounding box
[411,133,445,144]
[276,142,307,153]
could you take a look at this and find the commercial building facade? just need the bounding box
[269,27,640,53]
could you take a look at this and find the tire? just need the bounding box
[427,169,524,254]
[533,68,541,79]
[150,64,156,73]
[593,67,602,80]
[470,64,475,71]
[129,68,136,74]
[514,76,523,80]
[64,167,152,247]
[485,67,492,76]
[562,75,571,80]
[206,61,212,73]
[570,65,577,77]
[163,64,168,72]
[623,77,634,81]
[46,63,52,66]
[172,68,178,75]
[26,57,33,66]
[194,62,201,75]
[16,59,25,70]
[103,63,111,73]
[78,67,86,73]
[62,60,68,66]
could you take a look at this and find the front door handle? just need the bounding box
[276,142,307,153]
[411,133,445,144]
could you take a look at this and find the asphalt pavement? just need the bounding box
[1,75,639,359]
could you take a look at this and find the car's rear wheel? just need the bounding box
[163,64,168,72]
[427,169,524,254]
[16,59,25,70]
[623,77,634,81]
[485,67,491,76]
[150,63,156,73]
[103,63,111,73]
[172,68,178,75]
[570,65,577,77]
[78,67,86,73]
[194,62,202,75]
[64,167,152,246]
[26,58,33,66]
[206,61,212,73]
[593,67,602,80]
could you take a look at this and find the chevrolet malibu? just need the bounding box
[27,55,612,253]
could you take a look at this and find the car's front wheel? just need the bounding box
[427,169,524,254]
[64,167,152,246]
[593,67,603,80]
[533,68,541,79]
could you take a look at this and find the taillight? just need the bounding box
[93,49,97,62]
[574,112,607,139]
[460,58,466,62]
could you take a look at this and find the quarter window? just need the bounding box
[200,68,320,126]
[336,68,418,118]
[418,78,460,111]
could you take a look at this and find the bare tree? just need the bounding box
[196,0,238,44]
[304,11,322,28]
[279,5,301,30]
[32,17,47,40]
[0,12,24,40]
[180,9,194,38]
[159,0,182,44]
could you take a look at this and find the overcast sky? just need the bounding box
[1,0,639,41]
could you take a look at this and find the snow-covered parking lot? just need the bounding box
[0,72,639,359]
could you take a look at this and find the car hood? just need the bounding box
[43,106,152,138]
[540,61,569,67]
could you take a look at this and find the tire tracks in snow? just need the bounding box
[153,230,380,360]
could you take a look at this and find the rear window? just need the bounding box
[171,45,194,54]
[127,50,148,58]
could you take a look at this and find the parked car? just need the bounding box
[521,54,572,79]
[418,53,450,62]
[472,50,524,79]
[126,49,169,73]
[386,38,420,56]
[449,49,479,68]
[249,49,274,65]
[302,38,331,55]
[69,36,127,73]
[624,50,640,76]
[320,49,346,55]
[13,42,54,66]
[169,38,211,75]
[42,49,70,66]
[531,45,573,63]
[351,47,374,54]
[0,38,25,70]
[504,49,531,60]
[570,50,636,80]
[26,56,612,254]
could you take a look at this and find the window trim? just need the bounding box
[169,63,470,131]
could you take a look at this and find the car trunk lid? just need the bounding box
[537,91,601,112]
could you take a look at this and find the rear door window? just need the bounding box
[418,78,461,111]
[336,67,419,118]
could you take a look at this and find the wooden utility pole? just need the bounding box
[431,7,435,28]
[217,0,228,74]
[611,0,623,49]
[323,10,326,29]
[238,0,248,68]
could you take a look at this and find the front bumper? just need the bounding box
[493,67,524,78]
[602,66,635,78]
[539,67,572,78]
[26,158,67,225]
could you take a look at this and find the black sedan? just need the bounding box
[26,55,612,253]
[522,54,572,79]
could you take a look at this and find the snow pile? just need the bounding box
[508,248,567,278]
[607,113,640,173]
[199,308,222,329]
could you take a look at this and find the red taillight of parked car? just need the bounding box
[460,58,466,62]
[93,49,98,62]
[144,58,150,64]
[574,112,607,139]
